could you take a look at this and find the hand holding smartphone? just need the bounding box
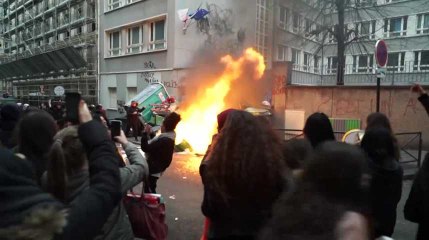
[110,120,122,139]
[65,92,81,124]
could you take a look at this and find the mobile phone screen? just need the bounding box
[111,120,122,138]
[65,93,81,124]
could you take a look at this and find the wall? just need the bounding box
[273,84,429,147]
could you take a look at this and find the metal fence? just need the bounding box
[275,129,423,166]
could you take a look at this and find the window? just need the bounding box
[127,26,142,53]
[385,0,402,3]
[291,48,301,70]
[72,4,83,21]
[414,51,429,71]
[327,57,338,74]
[303,52,311,71]
[352,55,374,73]
[417,13,429,34]
[279,6,288,30]
[387,52,405,71]
[304,19,312,35]
[108,31,121,56]
[277,45,287,61]
[356,0,373,7]
[328,27,336,43]
[384,17,407,37]
[314,56,320,73]
[357,20,376,39]
[107,0,122,11]
[108,87,117,108]
[292,12,301,33]
[149,19,166,50]
[315,24,322,41]
[292,48,300,64]
[127,87,137,100]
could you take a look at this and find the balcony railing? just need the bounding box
[291,61,429,85]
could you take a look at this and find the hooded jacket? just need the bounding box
[0,120,121,240]
[62,142,148,240]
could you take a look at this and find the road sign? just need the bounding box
[376,67,386,78]
[54,86,65,96]
[375,40,388,67]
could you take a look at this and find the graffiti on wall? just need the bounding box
[142,72,162,84]
[143,61,156,69]
[313,92,420,117]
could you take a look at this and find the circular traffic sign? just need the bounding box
[375,40,388,67]
[54,86,65,96]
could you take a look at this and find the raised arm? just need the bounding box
[412,84,429,116]
[115,130,148,193]
[61,102,121,240]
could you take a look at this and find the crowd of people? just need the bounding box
[0,84,427,240]
[199,84,429,240]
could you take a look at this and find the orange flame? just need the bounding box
[176,48,266,154]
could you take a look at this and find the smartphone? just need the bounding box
[65,92,81,124]
[111,120,122,139]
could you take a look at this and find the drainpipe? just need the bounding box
[96,0,100,104]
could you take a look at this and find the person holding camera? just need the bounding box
[43,122,148,240]
[0,101,122,240]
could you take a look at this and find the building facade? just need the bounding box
[99,0,267,118]
[273,0,429,85]
[0,0,97,104]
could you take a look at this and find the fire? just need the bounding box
[175,48,265,155]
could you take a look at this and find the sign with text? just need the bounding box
[376,68,386,78]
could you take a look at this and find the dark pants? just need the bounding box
[145,176,159,193]
[126,116,141,140]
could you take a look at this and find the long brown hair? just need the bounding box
[365,112,400,161]
[204,110,287,204]
[46,126,87,201]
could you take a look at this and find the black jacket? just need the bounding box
[0,120,121,240]
[404,154,429,240]
[200,167,284,240]
[368,158,403,237]
[141,133,175,174]
[0,120,16,149]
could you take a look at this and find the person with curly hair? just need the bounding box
[201,110,288,240]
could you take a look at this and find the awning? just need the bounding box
[0,46,87,80]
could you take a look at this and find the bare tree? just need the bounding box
[277,0,387,85]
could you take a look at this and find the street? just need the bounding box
[151,152,419,240]
[156,153,205,240]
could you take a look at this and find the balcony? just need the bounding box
[290,61,429,85]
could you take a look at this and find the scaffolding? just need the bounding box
[0,0,97,104]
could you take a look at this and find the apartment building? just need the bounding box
[273,0,429,85]
[99,0,267,118]
[0,0,97,103]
